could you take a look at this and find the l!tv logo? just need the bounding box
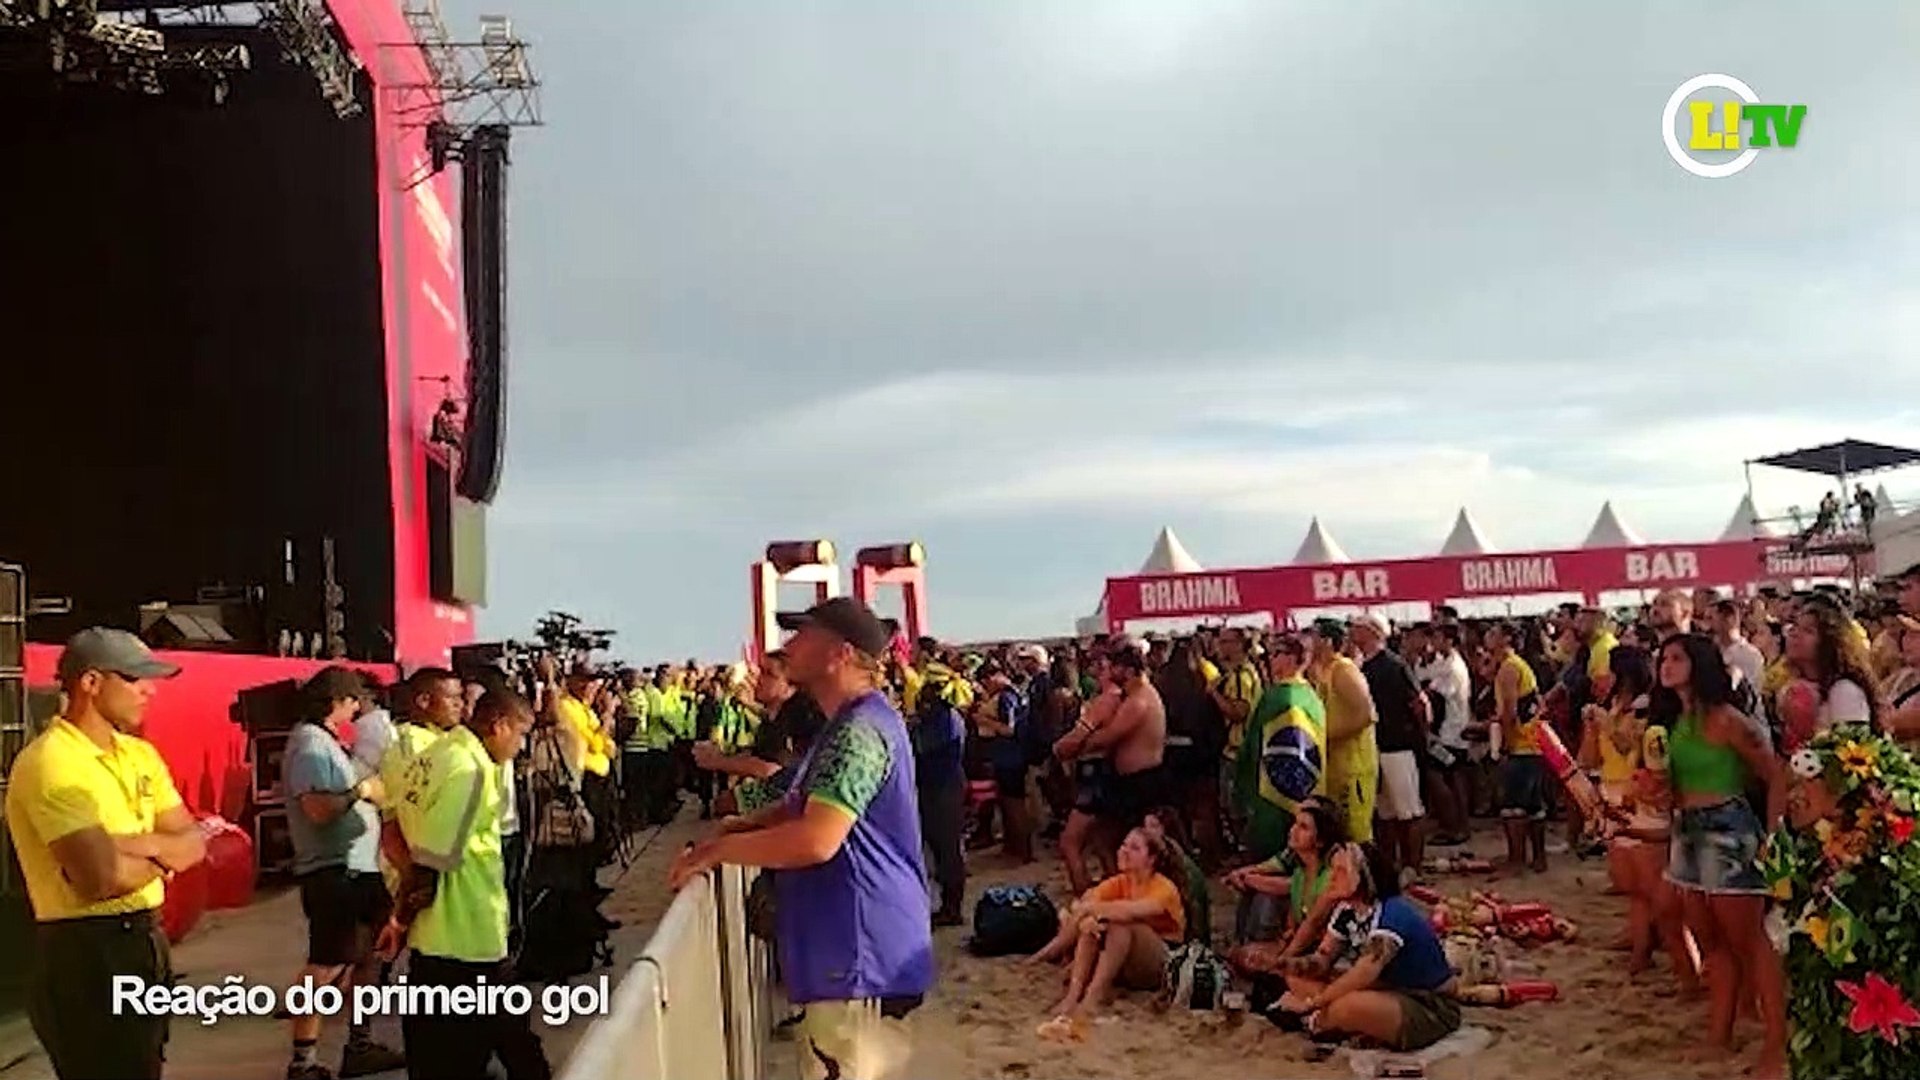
[1661,74,1806,179]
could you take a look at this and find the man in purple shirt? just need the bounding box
[672,597,933,1080]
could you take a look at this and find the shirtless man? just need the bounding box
[1083,644,1167,836]
[1055,653,1123,893]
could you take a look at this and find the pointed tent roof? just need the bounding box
[1438,508,1495,556]
[1582,501,1645,548]
[1718,493,1776,541]
[1138,526,1202,575]
[1293,517,1351,564]
[1876,484,1895,512]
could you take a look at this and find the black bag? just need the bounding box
[966,884,1058,957]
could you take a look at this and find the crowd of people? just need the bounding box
[14,563,1917,1080]
[663,564,1920,1080]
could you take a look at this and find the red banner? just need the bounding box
[1102,539,1863,626]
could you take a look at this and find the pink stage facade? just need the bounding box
[1100,537,1861,629]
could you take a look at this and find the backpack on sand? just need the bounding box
[966,884,1058,957]
[1162,942,1231,1011]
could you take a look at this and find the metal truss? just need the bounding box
[390,0,540,142]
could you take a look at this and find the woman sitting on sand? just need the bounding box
[1267,841,1459,1053]
[1226,798,1352,973]
[1029,827,1188,1039]
[1271,846,1461,1054]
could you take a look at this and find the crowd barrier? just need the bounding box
[561,863,775,1080]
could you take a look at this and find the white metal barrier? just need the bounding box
[561,865,774,1080]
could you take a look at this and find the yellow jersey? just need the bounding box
[1497,652,1542,754]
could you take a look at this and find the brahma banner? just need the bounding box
[1104,539,1865,626]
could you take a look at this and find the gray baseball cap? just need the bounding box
[56,628,182,683]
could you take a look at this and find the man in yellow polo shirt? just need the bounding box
[380,689,549,1080]
[4,628,207,1080]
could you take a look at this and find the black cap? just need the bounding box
[776,597,892,658]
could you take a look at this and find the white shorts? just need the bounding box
[1378,750,1426,822]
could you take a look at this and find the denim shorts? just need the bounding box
[1666,798,1768,894]
[1498,754,1550,820]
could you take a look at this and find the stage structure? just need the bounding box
[750,541,840,659]
[1744,438,1920,590]
[851,542,929,643]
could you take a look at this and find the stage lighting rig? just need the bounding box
[3,3,250,101]
[257,0,357,117]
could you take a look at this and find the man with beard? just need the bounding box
[1057,642,1167,839]
[671,598,932,1080]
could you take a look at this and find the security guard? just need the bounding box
[376,667,464,884]
[380,689,549,1080]
[4,628,207,1080]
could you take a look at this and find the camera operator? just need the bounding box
[539,659,618,866]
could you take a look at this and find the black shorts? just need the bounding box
[1163,741,1214,784]
[298,867,393,966]
[1102,765,1170,830]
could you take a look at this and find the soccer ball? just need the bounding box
[1262,724,1323,803]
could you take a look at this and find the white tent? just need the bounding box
[1076,527,1204,633]
[1875,505,1920,580]
[1718,493,1776,541]
[1438,508,1495,556]
[1582,501,1645,548]
[1292,517,1351,564]
[1877,484,1896,514]
[1138,526,1203,574]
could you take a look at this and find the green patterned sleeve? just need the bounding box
[802,719,892,818]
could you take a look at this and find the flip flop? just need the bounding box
[1035,1015,1086,1043]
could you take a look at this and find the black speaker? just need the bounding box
[139,608,236,650]
[252,806,293,877]
[231,678,301,735]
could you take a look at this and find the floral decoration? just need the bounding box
[1765,725,1920,1079]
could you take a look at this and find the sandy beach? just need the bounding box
[894,830,1757,1080]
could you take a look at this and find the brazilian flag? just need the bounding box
[1236,676,1327,861]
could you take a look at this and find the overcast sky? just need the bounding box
[446,0,1920,661]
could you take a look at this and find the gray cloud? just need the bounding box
[442,0,1920,654]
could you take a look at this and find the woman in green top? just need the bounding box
[1658,633,1786,1080]
[1227,799,1351,976]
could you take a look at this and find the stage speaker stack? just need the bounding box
[0,563,25,900]
[232,678,302,876]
